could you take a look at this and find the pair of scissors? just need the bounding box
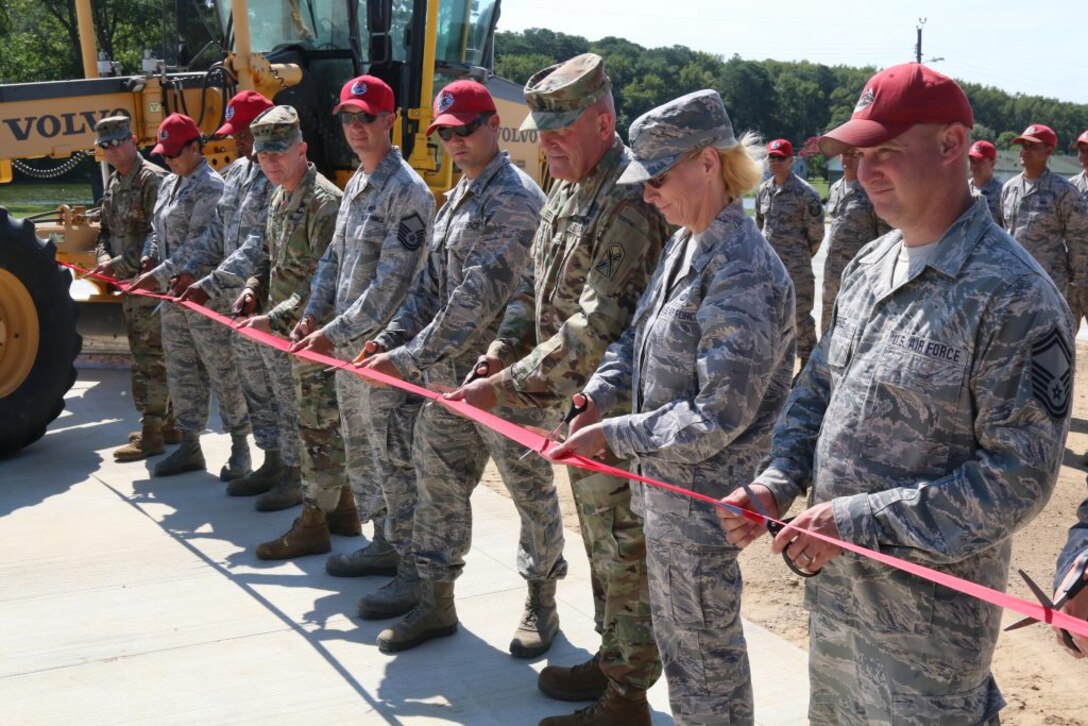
[519,394,589,460]
[738,481,819,578]
[1004,564,1088,654]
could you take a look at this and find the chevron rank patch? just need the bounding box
[1030,327,1073,419]
[397,213,426,251]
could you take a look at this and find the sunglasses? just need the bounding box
[97,138,126,150]
[435,114,491,142]
[645,147,704,189]
[339,110,380,126]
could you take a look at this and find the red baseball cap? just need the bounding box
[152,113,201,157]
[819,63,973,156]
[767,139,793,158]
[1012,124,1058,148]
[425,80,497,137]
[216,90,274,137]
[333,75,395,115]
[968,140,997,161]
[1077,130,1088,149]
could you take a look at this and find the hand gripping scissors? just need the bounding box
[739,481,819,578]
[1004,562,1088,654]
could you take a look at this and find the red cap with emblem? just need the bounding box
[425,80,497,137]
[819,63,973,156]
[767,139,793,158]
[216,90,274,137]
[1012,124,1058,148]
[152,113,201,157]
[1077,130,1088,149]
[333,75,395,115]
[969,140,997,161]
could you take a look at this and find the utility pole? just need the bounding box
[916,18,926,64]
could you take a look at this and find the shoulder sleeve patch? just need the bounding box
[593,243,626,280]
[1031,327,1073,419]
[808,199,824,217]
[397,212,426,251]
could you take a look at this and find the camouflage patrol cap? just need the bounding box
[94,116,133,145]
[618,89,738,185]
[250,105,303,153]
[520,53,612,132]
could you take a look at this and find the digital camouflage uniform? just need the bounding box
[584,91,795,724]
[756,172,824,361]
[188,156,295,462]
[248,159,343,511]
[970,175,1003,226]
[374,150,565,583]
[1055,497,1088,603]
[303,147,434,516]
[95,153,169,427]
[1068,170,1088,324]
[756,198,1074,725]
[144,159,250,438]
[487,134,667,694]
[1001,169,1088,321]
[821,177,890,335]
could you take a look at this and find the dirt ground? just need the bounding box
[480,342,1088,725]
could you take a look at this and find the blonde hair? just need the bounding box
[718,131,765,198]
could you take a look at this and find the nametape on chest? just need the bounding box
[397,213,426,251]
[594,243,625,280]
[887,331,965,365]
[1031,327,1072,419]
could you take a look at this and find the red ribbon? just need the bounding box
[60,260,1088,639]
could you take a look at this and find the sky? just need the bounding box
[496,0,1088,106]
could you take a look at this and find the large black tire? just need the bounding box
[0,207,82,458]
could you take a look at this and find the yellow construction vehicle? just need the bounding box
[0,0,545,456]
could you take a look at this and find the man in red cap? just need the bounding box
[282,75,435,566]
[756,138,825,371]
[130,113,254,479]
[1000,124,1088,322]
[356,79,565,659]
[968,139,1003,224]
[1071,130,1088,199]
[719,62,1073,725]
[177,90,304,498]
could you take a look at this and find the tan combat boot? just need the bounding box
[255,465,302,511]
[325,485,362,536]
[510,579,560,658]
[537,682,651,726]
[356,556,421,620]
[376,580,458,653]
[152,433,205,477]
[227,449,284,496]
[161,415,182,444]
[219,432,252,482]
[538,651,608,702]
[325,525,399,577]
[254,505,331,560]
[114,421,166,462]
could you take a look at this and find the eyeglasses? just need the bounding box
[436,114,491,142]
[339,110,380,126]
[645,148,704,189]
[97,138,126,150]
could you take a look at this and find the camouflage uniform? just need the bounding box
[374,150,565,582]
[821,178,890,334]
[1068,171,1088,323]
[755,198,1073,725]
[144,159,250,438]
[95,154,169,427]
[188,156,294,462]
[1000,169,1088,321]
[756,172,824,361]
[970,176,1004,226]
[303,147,434,515]
[584,90,794,724]
[248,161,343,510]
[487,135,666,693]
